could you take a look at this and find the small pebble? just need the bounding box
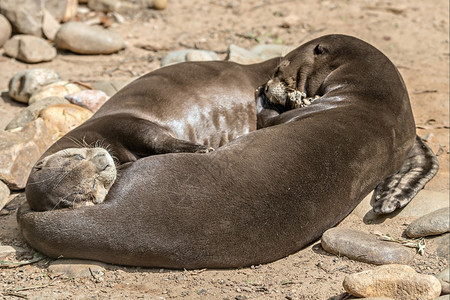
[436,267,449,295]
[48,259,106,278]
[152,0,167,10]
[161,49,220,66]
[0,181,10,211]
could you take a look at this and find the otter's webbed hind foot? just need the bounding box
[372,135,439,214]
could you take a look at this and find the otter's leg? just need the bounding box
[372,135,439,214]
[108,115,211,157]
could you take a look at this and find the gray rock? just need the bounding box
[435,233,450,261]
[225,44,262,64]
[44,0,78,22]
[0,0,43,36]
[405,207,449,238]
[436,295,450,300]
[54,22,125,55]
[321,228,415,265]
[0,14,12,48]
[0,245,27,259]
[250,44,296,60]
[436,267,449,295]
[161,49,220,67]
[87,0,120,12]
[8,68,61,103]
[42,8,61,41]
[0,118,53,190]
[48,259,107,278]
[0,180,10,211]
[352,190,450,222]
[5,96,69,130]
[90,78,136,96]
[4,34,57,63]
[343,264,442,299]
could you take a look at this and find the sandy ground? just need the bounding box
[0,0,448,299]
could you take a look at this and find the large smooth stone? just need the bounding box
[90,78,136,96]
[0,118,53,190]
[28,81,82,105]
[0,0,43,36]
[321,228,415,265]
[5,96,69,130]
[8,69,61,104]
[39,103,93,140]
[405,207,449,238]
[3,34,57,63]
[0,14,12,47]
[343,264,442,299]
[42,8,61,41]
[54,22,125,55]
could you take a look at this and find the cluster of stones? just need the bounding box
[0,0,171,63]
[321,199,449,299]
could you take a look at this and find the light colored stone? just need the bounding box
[54,22,125,55]
[250,44,296,60]
[39,103,93,140]
[65,90,109,113]
[29,81,82,105]
[48,259,106,278]
[0,245,27,259]
[0,180,10,211]
[88,0,120,12]
[152,0,167,10]
[42,9,61,41]
[3,35,57,63]
[405,207,449,238]
[352,190,450,222]
[0,118,53,190]
[343,264,442,300]
[90,78,136,96]
[321,228,415,265]
[435,233,449,261]
[0,14,12,48]
[436,267,449,295]
[161,49,220,66]
[436,295,450,300]
[45,0,78,22]
[0,0,43,36]
[8,69,61,103]
[5,96,69,130]
[225,44,262,64]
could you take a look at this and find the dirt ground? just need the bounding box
[0,0,449,299]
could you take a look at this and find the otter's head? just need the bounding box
[263,35,349,109]
[26,147,117,211]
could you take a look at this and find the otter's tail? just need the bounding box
[372,135,439,214]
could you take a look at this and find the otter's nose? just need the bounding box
[92,153,110,172]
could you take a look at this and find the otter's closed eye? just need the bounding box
[73,154,85,160]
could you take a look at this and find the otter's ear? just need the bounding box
[314,44,327,55]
